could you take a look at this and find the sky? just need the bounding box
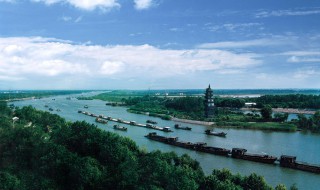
[0,0,320,90]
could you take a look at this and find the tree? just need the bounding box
[260,105,272,121]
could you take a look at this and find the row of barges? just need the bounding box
[145,132,320,174]
[78,110,173,132]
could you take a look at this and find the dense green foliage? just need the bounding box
[253,94,320,109]
[294,111,320,131]
[260,105,273,121]
[0,102,286,189]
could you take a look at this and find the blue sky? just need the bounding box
[0,0,320,90]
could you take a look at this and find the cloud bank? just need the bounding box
[0,37,260,85]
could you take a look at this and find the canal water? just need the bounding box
[13,92,320,190]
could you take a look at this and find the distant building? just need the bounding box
[204,84,214,118]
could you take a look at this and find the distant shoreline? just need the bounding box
[241,107,316,115]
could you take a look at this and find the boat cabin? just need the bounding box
[163,127,172,132]
[280,155,297,166]
[231,148,247,156]
[147,132,157,137]
[167,137,178,142]
[130,121,136,125]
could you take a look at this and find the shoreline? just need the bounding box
[241,108,316,115]
[171,117,214,126]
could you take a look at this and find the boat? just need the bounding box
[205,129,226,137]
[146,120,157,124]
[49,108,54,111]
[194,142,230,156]
[56,109,61,112]
[113,125,127,131]
[95,118,108,124]
[84,105,89,108]
[163,127,173,132]
[174,124,192,130]
[44,105,49,108]
[77,110,83,113]
[280,155,320,174]
[145,132,230,156]
[231,148,277,164]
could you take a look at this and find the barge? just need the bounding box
[280,155,320,174]
[95,118,108,124]
[205,129,226,137]
[174,124,192,130]
[145,132,230,156]
[231,148,277,164]
[113,125,127,131]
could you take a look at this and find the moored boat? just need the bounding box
[231,148,277,164]
[205,129,226,137]
[113,125,127,131]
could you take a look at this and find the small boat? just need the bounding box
[49,108,54,111]
[84,105,89,108]
[174,124,192,130]
[56,109,61,112]
[205,129,226,137]
[146,120,157,124]
[78,110,82,113]
[163,127,173,132]
[113,125,127,131]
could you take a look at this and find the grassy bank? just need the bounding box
[215,121,297,131]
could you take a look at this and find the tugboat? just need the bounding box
[174,124,192,130]
[113,125,127,131]
[205,129,226,137]
[146,120,157,124]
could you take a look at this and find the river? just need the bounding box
[13,92,320,189]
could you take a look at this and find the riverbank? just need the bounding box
[171,117,214,126]
[241,107,316,114]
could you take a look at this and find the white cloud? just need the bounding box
[197,39,280,49]
[134,0,153,10]
[0,37,260,84]
[256,8,320,18]
[31,0,120,11]
[282,51,320,63]
[208,23,262,32]
[293,68,319,79]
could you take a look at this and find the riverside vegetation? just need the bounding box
[93,92,320,132]
[0,101,296,190]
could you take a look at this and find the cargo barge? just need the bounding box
[231,148,277,164]
[145,132,230,156]
[280,155,320,174]
[205,129,227,137]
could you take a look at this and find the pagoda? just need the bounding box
[204,84,214,118]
